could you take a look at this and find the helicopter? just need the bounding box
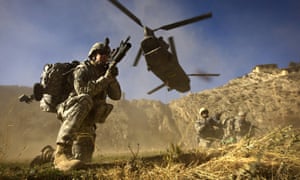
[108,0,220,94]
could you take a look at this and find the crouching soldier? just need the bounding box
[23,37,131,170]
[53,39,122,171]
[194,107,223,148]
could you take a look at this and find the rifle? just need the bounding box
[19,94,34,103]
[105,36,131,78]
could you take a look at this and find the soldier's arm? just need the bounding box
[194,120,205,132]
[73,65,109,97]
[107,78,121,100]
[209,117,219,126]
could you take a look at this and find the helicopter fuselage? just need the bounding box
[141,36,190,93]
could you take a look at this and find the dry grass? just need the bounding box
[1,126,300,179]
[142,126,300,180]
[87,126,300,179]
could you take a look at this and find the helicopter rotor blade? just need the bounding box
[133,47,143,66]
[147,83,166,95]
[108,0,143,28]
[188,73,220,82]
[187,73,220,76]
[154,12,212,31]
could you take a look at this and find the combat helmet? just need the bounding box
[88,38,111,59]
[199,107,209,116]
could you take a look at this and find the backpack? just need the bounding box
[34,60,80,113]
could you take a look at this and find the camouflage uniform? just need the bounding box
[222,111,251,143]
[234,112,251,141]
[194,108,222,148]
[222,117,237,144]
[55,40,121,167]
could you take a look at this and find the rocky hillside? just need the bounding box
[169,62,300,147]
[0,62,299,161]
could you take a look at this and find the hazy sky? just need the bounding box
[1,0,299,103]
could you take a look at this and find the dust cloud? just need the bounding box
[0,87,178,162]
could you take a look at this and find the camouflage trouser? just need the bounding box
[56,94,95,162]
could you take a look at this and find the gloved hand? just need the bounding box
[109,66,119,77]
[104,65,119,79]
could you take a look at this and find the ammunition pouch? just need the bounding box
[90,103,113,123]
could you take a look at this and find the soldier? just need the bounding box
[53,39,122,171]
[194,107,222,148]
[222,111,252,144]
[222,117,237,144]
[234,111,252,141]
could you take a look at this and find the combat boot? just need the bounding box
[53,144,84,171]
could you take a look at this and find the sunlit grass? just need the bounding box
[1,126,300,179]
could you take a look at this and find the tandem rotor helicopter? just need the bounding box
[108,0,220,95]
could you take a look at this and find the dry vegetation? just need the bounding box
[1,126,300,179]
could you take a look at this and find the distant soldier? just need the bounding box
[222,111,252,144]
[222,117,237,144]
[234,111,252,141]
[194,107,222,148]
